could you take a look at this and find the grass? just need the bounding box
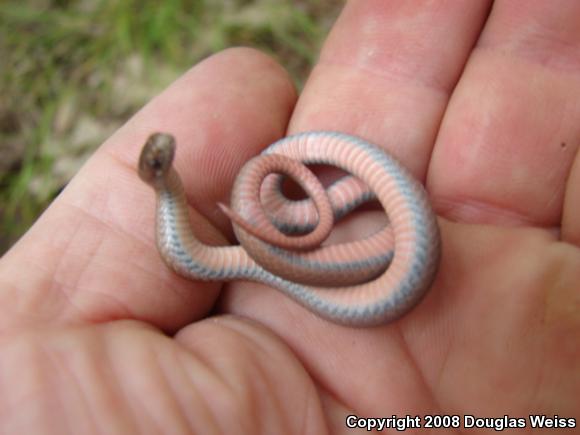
[0,0,342,253]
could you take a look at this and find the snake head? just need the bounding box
[138,133,176,186]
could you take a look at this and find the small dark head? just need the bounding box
[138,133,176,185]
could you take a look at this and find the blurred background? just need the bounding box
[0,0,342,254]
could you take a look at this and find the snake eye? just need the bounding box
[138,133,176,184]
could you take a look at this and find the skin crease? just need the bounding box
[0,0,579,433]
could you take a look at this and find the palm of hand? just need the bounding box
[1,2,579,434]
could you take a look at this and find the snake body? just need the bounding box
[138,131,440,327]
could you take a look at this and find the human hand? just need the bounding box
[1,1,579,433]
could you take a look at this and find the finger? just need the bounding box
[0,48,296,333]
[428,0,580,226]
[562,148,580,245]
[0,319,327,433]
[174,316,328,433]
[290,0,491,177]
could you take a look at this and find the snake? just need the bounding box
[138,131,441,327]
